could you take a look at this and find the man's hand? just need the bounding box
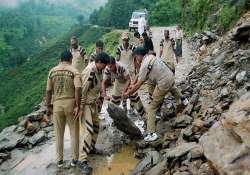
[74,107,84,121]
[105,96,111,101]
[128,84,135,90]
[96,98,103,107]
[46,105,53,117]
[123,90,130,99]
[73,106,80,118]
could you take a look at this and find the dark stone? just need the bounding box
[0,126,25,151]
[174,115,193,128]
[0,152,11,161]
[164,142,201,159]
[232,21,250,42]
[28,130,46,146]
[107,102,142,139]
[145,159,168,175]
[131,151,161,175]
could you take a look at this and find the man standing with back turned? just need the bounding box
[46,50,81,168]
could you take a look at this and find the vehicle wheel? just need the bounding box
[129,28,131,32]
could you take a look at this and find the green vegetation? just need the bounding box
[150,0,182,26]
[0,12,76,70]
[0,0,107,71]
[89,0,156,28]
[181,0,248,34]
[89,0,247,33]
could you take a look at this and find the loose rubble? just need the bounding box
[132,15,250,175]
[0,102,53,165]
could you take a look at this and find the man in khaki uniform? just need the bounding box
[160,30,177,74]
[102,56,145,117]
[45,50,81,168]
[77,52,110,173]
[89,40,104,63]
[124,47,188,142]
[70,36,87,73]
[116,32,136,76]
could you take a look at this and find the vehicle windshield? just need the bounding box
[132,12,146,19]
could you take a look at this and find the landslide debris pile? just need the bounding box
[0,103,53,165]
[132,16,250,175]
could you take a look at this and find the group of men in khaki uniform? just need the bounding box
[45,29,188,173]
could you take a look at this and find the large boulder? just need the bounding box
[164,142,202,159]
[145,159,168,175]
[200,92,250,175]
[107,102,142,139]
[0,126,26,151]
[131,151,161,175]
[232,21,250,42]
[28,130,46,146]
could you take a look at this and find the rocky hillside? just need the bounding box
[181,0,249,34]
[131,13,250,175]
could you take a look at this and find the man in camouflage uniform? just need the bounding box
[77,52,110,173]
[116,32,136,77]
[124,47,188,142]
[102,56,145,117]
[46,50,81,168]
[70,36,88,73]
[160,30,177,74]
[89,40,104,63]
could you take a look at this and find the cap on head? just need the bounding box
[96,52,110,64]
[61,50,73,62]
[132,47,147,56]
[121,32,129,40]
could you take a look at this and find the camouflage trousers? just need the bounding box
[79,103,100,161]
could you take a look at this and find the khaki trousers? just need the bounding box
[79,103,100,161]
[53,99,79,161]
[111,80,145,116]
[147,82,182,103]
[147,81,183,133]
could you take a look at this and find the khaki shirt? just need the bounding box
[160,39,177,70]
[81,62,103,105]
[116,44,135,75]
[71,46,87,73]
[103,62,129,83]
[46,62,81,102]
[138,55,174,90]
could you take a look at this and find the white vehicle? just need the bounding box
[129,9,148,31]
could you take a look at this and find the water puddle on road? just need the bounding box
[90,144,139,175]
